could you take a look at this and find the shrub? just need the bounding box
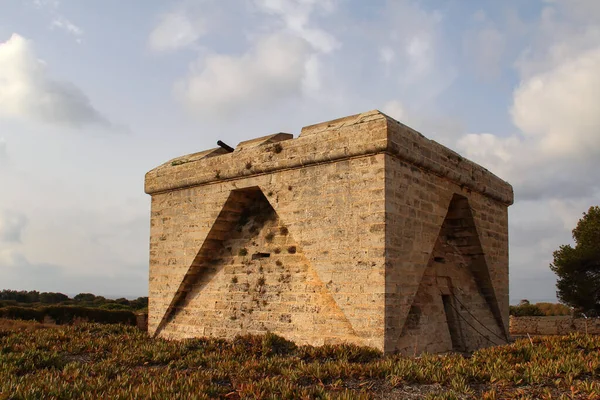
[99,303,132,311]
[509,304,545,317]
[0,306,137,326]
[39,292,69,304]
[73,293,98,302]
[536,302,572,316]
[0,306,44,322]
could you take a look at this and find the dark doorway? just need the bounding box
[442,295,465,352]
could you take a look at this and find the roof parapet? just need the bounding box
[234,133,293,152]
[145,110,513,205]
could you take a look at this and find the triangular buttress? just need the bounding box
[154,188,263,336]
[155,187,360,341]
[443,194,507,339]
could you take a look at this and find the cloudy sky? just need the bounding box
[1,0,598,301]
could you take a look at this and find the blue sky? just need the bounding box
[1,0,599,302]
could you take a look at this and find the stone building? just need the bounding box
[144,110,513,354]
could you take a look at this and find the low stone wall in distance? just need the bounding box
[510,316,600,336]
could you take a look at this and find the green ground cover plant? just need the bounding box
[1,319,600,399]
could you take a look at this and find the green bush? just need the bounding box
[0,306,44,321]
[99,303,132,311]
[509,304,545,317]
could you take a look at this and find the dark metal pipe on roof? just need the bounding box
[217,140,234,153]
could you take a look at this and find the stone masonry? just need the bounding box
[144,110,514,354]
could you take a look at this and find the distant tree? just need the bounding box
[114,298,130,306]
[0,290,18,301]
[129,297,148,310]
[39,292,70,304]
[73,293,97,302]
[519,299,530,306]
[510,303,544,317]
[550,206,600,315]
[0,290,39,303]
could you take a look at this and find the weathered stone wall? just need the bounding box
[148,157,387,348]
[145,110,513,354]
[383,119,510,354]
[510,316,600,336]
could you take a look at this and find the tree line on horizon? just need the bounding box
[0,290,147,311]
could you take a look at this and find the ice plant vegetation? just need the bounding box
[1,320,600,399]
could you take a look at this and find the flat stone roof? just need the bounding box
[145,110,513,205]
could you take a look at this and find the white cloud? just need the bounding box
[0,210,28,243]
[456,0,600,203]
[0,201,149,297]
[31,0,84,43]
[254,0,339,53]
[148,11,206,52]
[376,3,456,110]
[515,1,600,79]
[157,0,339,115]
[51,16,84,42]
[383,99,466,147]
[32,0,60,9]
[0,138,7,167]
[0,33,113,128]
[0,249,29,267]
[463,26,506,79]
[175,33,313,116]
[0,249,147,298]
[472,9,487,23]
[379,46,395,67]
[457,46,600,201]
[404,36,434,79]
[249,0,339,99]
[382,100,405,121]
[511,47,600,159]
[456,133,521,180]
[302,54,322,95]
[508,199,566,303]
